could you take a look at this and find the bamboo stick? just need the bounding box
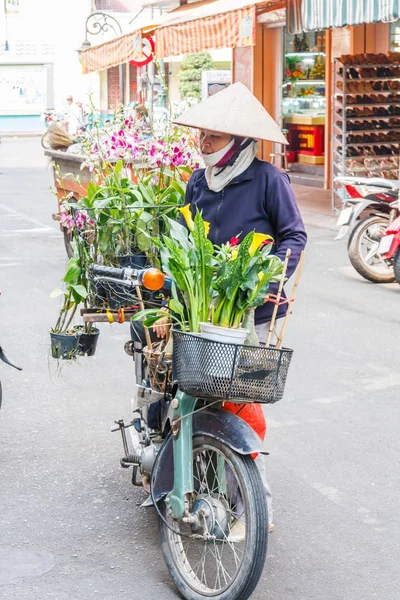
[266,248,291,347]
[135,285,152,348]
[276,251,305,349]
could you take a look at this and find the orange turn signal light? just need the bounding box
[142,268,165,291]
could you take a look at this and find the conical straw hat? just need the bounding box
[173,82,288,145]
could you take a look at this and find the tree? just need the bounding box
[179,52,214,100]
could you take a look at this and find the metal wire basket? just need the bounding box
[172,330,293,404]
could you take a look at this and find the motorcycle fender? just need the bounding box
[152,408,267,503]
[348,201,380,226]
[335,201,378,241]
[386,215,400,235]
[384,234,400,260]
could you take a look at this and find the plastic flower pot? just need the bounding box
[199,323,249,379]
[200,323,249,345]
[50,332,79,360]
[75,327,100,357]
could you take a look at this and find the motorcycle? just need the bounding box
[334,176,400,283]
[91,264,271,600]
[0,346,22,409]
[378,209,400,284]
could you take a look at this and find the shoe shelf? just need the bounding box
[335,100,400,107]
[333,149,399,160]
[332,54,400,210]
[334,125,400,134]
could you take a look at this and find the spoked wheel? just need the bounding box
[159,435,268,600]
[41,130,50,149]
[347,216,394,283]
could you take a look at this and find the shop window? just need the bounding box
[5,0,19,13]
[390,21,400,52]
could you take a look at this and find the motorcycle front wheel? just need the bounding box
[159,435,268,600]
[347,215,395,283]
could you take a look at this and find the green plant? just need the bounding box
[211,233,283,329]
[179,52,214,100]
[133,210,214,333]
[50,242,88,334]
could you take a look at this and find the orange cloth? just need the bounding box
[222,402,266,458]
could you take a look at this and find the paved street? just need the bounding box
[0,138,399,600]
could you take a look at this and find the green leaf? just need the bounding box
[71,284,88,299]
[63,260,81,285]
[171,179,185,198]
[169,297,185,317]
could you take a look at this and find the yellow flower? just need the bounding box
[258,272,264,282]
[249,233,273,256]
[204,221,210,237]
[178,204,194,232]
[232,248,239,260]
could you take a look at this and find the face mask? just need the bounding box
[201,139,235,167]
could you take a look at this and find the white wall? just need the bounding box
[0,0,99,114]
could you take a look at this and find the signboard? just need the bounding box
[201,70,232,101]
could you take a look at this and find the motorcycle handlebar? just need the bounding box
[90,264,172,295]
[90,265,129,280]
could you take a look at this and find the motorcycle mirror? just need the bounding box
[0,346,22,371]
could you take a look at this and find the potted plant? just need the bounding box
[50,248,88,359]
[132,209,214,336]
[204,231,283,344]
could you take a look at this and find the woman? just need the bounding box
[170,82,307,537]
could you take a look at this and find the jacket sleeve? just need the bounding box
[265,171,307,280]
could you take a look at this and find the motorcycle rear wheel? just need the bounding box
[347,215,395,283]
[393,249,400,285]
[159,435,268,600]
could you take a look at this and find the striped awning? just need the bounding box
[80,25,158,74]
[156,0,282,58]
[288,0,400,34]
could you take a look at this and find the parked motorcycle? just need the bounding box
[334,176,400,283]
[378,209,400,284]
[91,264,271,600]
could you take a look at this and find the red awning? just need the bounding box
[156,0,283,58]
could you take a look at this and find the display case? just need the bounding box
[283,30,326,117]
[332,53,400,210]
[282,31,326,165]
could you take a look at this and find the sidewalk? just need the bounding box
[293,184,337,231]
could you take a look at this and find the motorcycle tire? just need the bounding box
[393,249,400,285]
[41,131,50,149]
[159,434,268,600]
[347,215,395,283]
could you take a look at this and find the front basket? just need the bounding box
[172,330,293,404]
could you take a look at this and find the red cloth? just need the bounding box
[216,137,244,167]
[222,402,266,458]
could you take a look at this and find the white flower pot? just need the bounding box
[200,322,249,345]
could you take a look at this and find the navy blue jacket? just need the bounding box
[184,158,307,324]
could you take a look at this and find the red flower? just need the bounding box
[260,239,273,247]
[230,236,240,247]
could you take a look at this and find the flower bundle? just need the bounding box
[133,208,283,334]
